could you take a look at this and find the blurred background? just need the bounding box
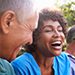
[35,0,75,27]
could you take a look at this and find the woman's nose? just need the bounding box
[53,30,60,38]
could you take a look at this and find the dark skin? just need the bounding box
[31,20,65,75]
[32,51,54,75]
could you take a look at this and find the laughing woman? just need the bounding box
[11,7,71,75]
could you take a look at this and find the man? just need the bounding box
[65,26,75,75]
[0,0,39,75]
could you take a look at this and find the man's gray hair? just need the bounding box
[66,26,75,44]
[0,0,37,23]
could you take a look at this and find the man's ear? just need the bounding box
[1,11,15,34]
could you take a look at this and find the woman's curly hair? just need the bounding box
[24,7,68,53]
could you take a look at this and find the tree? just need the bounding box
[56,1,75,27]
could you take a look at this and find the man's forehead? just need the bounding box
[24,20,38,31]
[25,11,39,30]
[31,22,38,30]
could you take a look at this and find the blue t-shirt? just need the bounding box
[11,52,71,75]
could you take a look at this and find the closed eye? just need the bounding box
[58,30,63,32]
[45,30,52,32]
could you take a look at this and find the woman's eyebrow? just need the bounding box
[43,25,53,29]
[58,25,62,27]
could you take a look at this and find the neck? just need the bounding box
[66,45,75,57]
[32,51,54,75]
[32,51,54,69]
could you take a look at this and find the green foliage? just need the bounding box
[60,2,75,27]
[17,49,25,57]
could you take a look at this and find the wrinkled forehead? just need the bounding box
[25,10,39,31]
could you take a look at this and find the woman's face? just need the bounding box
[36,20,65,57]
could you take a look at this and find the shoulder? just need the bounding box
[11,52,33,65]
[0,58,15,75]
[11,52,38,68]
[11,52,41,75]
[54,52,71,66]
[55,52,70,61]
[53,53,71,75]
[63,53,75,75]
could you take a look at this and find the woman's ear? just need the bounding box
[1,11,15,34]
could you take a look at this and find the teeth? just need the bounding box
[51,41,61,44]
[19,46,22,50]
[20,46,25,50]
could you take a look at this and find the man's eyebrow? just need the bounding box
[43,25,53,29]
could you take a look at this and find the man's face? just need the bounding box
[2,10,39,61]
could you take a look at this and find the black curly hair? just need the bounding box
[24,7,68,53]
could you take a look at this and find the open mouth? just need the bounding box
[20,46,25,51]
[51,41,62,49]
[51,41,61,46]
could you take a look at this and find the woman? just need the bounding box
[11,7,71,75]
